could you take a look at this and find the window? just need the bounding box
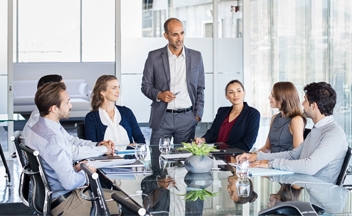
[17,0,115,62]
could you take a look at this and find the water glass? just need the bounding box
[236,177,251,197]
[159,137,171,154]
[135,144,147,161]
[236,159,250,177]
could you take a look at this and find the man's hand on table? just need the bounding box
[98,140,115,155]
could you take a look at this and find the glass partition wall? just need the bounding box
[6,0,352,152]
[250,0,352,149]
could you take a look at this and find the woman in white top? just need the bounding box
[85,75,145,151]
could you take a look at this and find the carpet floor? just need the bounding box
[0,202,34,215]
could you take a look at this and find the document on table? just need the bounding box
[87,159,136,168]
[161,153,192,159]
[228,163,294,176]
[214,159,227,166]
[249,168,294,176]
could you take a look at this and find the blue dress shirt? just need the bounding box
[27,117,87,199]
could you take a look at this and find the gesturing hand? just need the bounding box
[158,91,176,103]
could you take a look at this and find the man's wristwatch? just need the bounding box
[268,160,274,169]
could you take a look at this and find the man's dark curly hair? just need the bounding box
[303,82,336,116]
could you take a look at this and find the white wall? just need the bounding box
[13,37,243,124]
[0,0,8,114]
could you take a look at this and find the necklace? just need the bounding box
[106,109,115,120]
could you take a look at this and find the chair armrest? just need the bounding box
[22,165,39,175]
[80,187,97,202]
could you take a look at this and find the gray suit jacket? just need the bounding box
[141,45,205,130]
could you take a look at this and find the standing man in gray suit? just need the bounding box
[141,17,205,145]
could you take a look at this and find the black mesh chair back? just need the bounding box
[76,122,86,139]
[80,163,110,216]
[11,130,27,168]
[19,143,52,215]
[0,142,11,185]
[11,131,31,207]
[336,146,352,186]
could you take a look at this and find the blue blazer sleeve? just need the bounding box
[117,106,146,144]
[84,111,104,142]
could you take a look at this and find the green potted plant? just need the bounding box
[178,142,217,173]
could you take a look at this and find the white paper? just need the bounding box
[228,164,294,176]
[249,168,294,176]
[87,159,136,168]
[215,160,227,165]
[161,153,192,159]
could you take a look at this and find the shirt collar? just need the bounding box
[313,115,334,128]
[38,116,63,131]
[167,45,185,58]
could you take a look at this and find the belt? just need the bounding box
[166,106,192,113]
[51,191,72,209]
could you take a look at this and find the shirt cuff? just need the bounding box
[156,92,161,102]
[97,145,109,154]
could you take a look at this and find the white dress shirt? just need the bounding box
[167,46,192,110]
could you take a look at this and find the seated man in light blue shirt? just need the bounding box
[22,74,110,160]
[26,82,119,215]
[237,82,348,184]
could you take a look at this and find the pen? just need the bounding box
[174,91,180,96]
[174,185,180,191]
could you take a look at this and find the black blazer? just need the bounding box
[202,102,260,151]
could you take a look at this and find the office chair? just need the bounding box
[0,142,11,186]
[75,122,86,139]
[258,201,324,216]
[80,163,111,216]
[111,192,147,216]
[19,143,52,216]
[11,131,31,207]
[336,146,352,186]
[11,130,27,168]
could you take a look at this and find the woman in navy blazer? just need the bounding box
[85,75,145,148]
[195,80,260,151]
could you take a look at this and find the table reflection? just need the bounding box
[104,145,352,215]
[270,174,349,214]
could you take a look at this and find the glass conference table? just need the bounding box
[103,144,352,216]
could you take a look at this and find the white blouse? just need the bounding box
[98,107,130,151]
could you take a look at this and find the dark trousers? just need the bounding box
[150,111,198,145]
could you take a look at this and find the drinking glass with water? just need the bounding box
[135,144,147,161]
[236,158,250,177]
[159,137,171,154]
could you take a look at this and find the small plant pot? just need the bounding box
[184,155,213,173]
